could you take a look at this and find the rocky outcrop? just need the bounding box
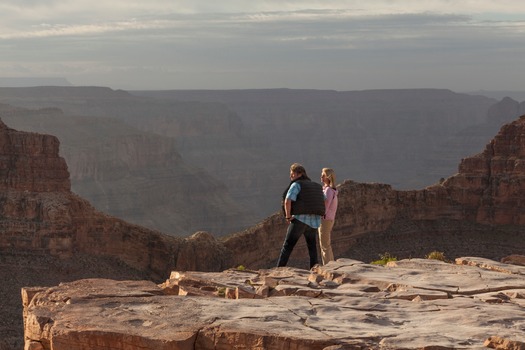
[222,115,525,269]
[0,116,70,193]
[22,257,525,349]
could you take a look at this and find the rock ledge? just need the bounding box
[23,257,525,350]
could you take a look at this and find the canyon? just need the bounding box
[2,87,524,237]
[0,102,253,236]
[1,101,525,348]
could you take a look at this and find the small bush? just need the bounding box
[217,287,226,297]
[236,265,246,271]
[426,251,446,261]
[371,252,398,265]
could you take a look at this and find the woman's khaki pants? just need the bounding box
[318,219,335,265]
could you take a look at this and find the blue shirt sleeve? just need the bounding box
[286,182,301,201]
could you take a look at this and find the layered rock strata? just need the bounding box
[23,257,525,349]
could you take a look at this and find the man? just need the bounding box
[277,163,325,269]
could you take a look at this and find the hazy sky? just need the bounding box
[1,0,524,91]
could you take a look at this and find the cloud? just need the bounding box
[2,1,524,42]
[0,1,524,90]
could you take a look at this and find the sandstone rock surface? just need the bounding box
[23,257,525,350]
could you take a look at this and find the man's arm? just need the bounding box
[284,198,292,219]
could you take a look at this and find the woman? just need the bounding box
[318,168,338,265]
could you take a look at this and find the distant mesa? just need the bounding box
[0,77,72,87]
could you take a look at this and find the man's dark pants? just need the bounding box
[277,219,318,269]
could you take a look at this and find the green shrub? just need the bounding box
[371,252,398,265]
[426,251,447,261]
[236,265,246,271]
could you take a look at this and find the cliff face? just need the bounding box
[223,115,525,269]
[0,118,70,193]
[0,118,230,350]
[448,115,525,225]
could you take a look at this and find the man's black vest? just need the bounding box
[290,179,325,216]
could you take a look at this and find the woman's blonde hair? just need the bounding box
[322,168,336,189]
